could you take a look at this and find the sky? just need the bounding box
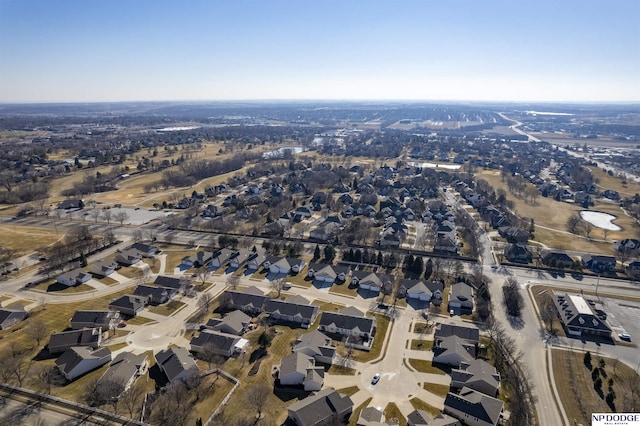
[0,0,639,103]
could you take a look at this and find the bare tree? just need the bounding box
[6,343,32,386]
[98,379,125,413]
[90,208,102,223]
[567,213,581,234]
[502,277,524,317]
[197,292,214,317]
[582,220,594,239]
[26,319,49,350]
[271,277,285,298]
[120,380,145,419]
[226,274,240,290]
[196,265,210,288]
[132,229,144,243]
[113,211,129,225]
[31,365,56,395]
[245,383,270,420]
[102,209,112,225]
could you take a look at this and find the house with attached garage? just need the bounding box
[153,275,188,293]
[115,248,142,266]
[48,328,104,354]
[449,282,474,313]
[434,323,480,344]
[228,249,255,269]
[89,259,118,277]
[318,307,375,350]
[129,243,160,257]
[407,410,461,426]
[443,387,504,426]
[306,263,349,285]
[278,351,325,391]
[0,308,28,330]
[210,248,238,269]
[264,296,319,328]
[133,284,176,305]
[293,330,336,365]
[245,252,267,271]
[222,287,270,315]
[627,260,640,279]
[264,256,306,275]
[155,347,199,383]
[181,251,213,269]
[541,250,574,269]
[287,387,353,426]
[581,254,617,272]
[350,271,384,293]
[189,330,248,357]
[55,346,111,381]
[402,279,444,302]
[503,244,532,263]
[57,268,92,287]
[108,294,147,317]
[98,352,148,395]
[451,359,501,397]
[70,310,120,330]
[205,309,251,336]
[433,335,477,366]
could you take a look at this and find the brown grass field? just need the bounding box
[0,224,62,255]
[410,396,441,417]
[552,349,640,426]
[384,402,406,426]
[348,397,373,426]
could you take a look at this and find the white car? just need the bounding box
[618,333,631,341]
[371,373,380,385]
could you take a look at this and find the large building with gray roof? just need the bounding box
[287,387,353,426]
[444,387,503,426]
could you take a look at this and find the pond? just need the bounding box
[579,210,621,231]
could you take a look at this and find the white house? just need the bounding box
[57,268,92,287]
[55,346,111,381]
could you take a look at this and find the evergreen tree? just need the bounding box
[354,249,362,263]
[313,245,321,260]
[424,258,433,279]
[376,251,384,266]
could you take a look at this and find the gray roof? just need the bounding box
[49,328,102,350]
[109,294,147,312]
[206,310,251,335]
[451,359,500,393]
[224,288,270,311]
[434,323,480,343]
[319,311,374,335]
[406,409,431,425]
[444,387,503,425]
[190,330,241,353]
[153,275,185,290]
[450,282,473,303]
[294,330,334,354]
[265,299,319,322]
[0,308,27,326]
[288,387,353,425]
[55,346,111,376]
[426,413,461,426]
[99,352,147,386]
[433,335,476,363]
[70,310,117,326]
[133,284,172,300]
[155,347,198,382]
[58,268,91,282]
[358,406,384,423]
[280,351,313,377]
[130,243,159,254]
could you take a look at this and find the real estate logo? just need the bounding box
[592,413,640,426]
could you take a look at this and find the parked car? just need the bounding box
[618,333,631,341]
[371,373,381,385]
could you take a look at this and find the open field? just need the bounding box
[589,166,640,198]
[552,349,640,426]
[0,224,62,255]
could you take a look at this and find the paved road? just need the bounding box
[0,394,101,425]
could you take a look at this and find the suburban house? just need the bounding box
[115,248,143,266]
[264,296,319,328]
[581,254,617,272]
[89,259,118,277]
[205,310,251,336]
[287,387,353,426]
[0,308,28,330]
[293,330,336,364]
[307,263,349,284]
[228,250,257,269]
[541,251,574,269]
[444,387,504,426]
[129,243,160,257]
[434,233,460,254]
[246,252,267,271]
[434,323,480,344]
[407,410,461,426]
[351,271,384,293]
[627,260,640,279]
[210,248,238,269]
[264,256,306,275]
[108,294,148,317]
[451,359,501,397]
[553,292,612,337]
[48,328,104,354]
[318,307,375,350]
[57,268,92,287]
[190,330,248,357]
[503,244,532,263]
[278,351,325,391]
[98,352,148,395]
[403,279,444,302]
[222,287,270,315]
[70,310,120,330]
[55,346,111,381]
[309,221,341,241]
[58,199,84,210]
[357,407,385,426]
[498,226,530,244]
[181,251,213,269]
[153,275,187,293]
[155,347,199,383]
[433,335,477,366]
[133,284,177,305]
[449,282,474,313]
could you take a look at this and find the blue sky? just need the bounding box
[1,0,638,102]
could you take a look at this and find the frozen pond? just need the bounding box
[262,146,307,159]
[579,210,621,231]
[408,161,462,170]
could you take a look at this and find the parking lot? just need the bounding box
[601,297,640,343]
[65,207,171,225]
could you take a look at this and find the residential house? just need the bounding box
[90,259,118,277]
[357,407,386,426]
[407,410,461,426]
[310,221,341,241]
[129,243,160,257]
[293,330,336,365]
[70,310,120,330]
[153,275,187,293]
[627,261,640,279]
[115,249,142,266]
[433,335,477,366]
[287,387,353,426]
[205,310,251,335]
[581,254,617,272]
[553,293,612,337]
[228,250,255,269]
[190,330,248,357]
[504,244,532,263]
[279,352,324,391]
[403,279,444,302]
[133,285,176,305]
[307,263,349,284]
[58,199,83,210]
[210,249,238,269]
[55,346,111,381]
[0,308,28,330]
[98,352,148,395]
[318,307,375,348]
[155,347,199,383]
[222,287,270,315]
[541,251,574,269]
[434,234,459,254]
[498,226,530,244]
[181,251,213,269]
[264,296,319,328]
[108,295,147,317]
[443,387,504,426]
[351,271,384,293]
[57,268,92,287]
[449,282,474,312]
[48,328,103,354]
[202,204,220,218]
[434,323,480,344]
[264,256,306,275]
[451,359,501,397]
[246,252,267,270]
